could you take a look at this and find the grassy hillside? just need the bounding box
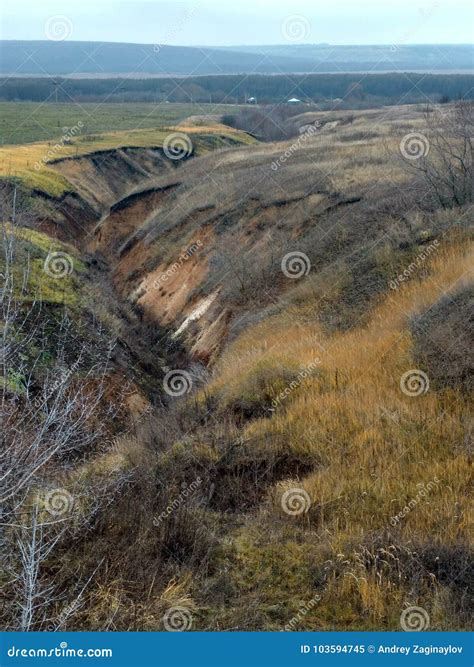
[83,102,472,631]
[0,102,245,145]
[0,115,255,196]
[103,104,463,354]
[0,100,472,632]
[139,231,471,631]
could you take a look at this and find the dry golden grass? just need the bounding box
[197,234,473,629]
[0,123,255,196]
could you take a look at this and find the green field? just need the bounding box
[0,101,242,145]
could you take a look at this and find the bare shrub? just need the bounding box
[400,102,473,208]
[0,187,124,630]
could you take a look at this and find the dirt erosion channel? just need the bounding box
[44,145,234,368]
[39,117,427,391]
[44,127,366,372]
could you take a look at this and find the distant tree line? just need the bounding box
[0,73,473,106]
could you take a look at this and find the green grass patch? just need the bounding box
[1,226,85,307]
[0,102,245,145]
[0,107,256,197]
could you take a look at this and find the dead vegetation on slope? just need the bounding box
[93,104,472,364]
[1,102,473,631]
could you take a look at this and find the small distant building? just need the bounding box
[246,96,257,104]
[287,97,302,104]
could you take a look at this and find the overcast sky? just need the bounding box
[1,0,473,45]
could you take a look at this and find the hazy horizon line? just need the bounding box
[2,39,473,47]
